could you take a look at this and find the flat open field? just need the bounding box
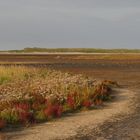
[0,53,140,140]
[0,53,140,88]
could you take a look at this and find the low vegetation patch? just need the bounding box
[0,66,115,129]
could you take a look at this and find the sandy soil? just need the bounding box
[71,88,140,140]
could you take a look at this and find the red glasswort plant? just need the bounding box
[0,119,6,129]
[67,95,75,109]
[14,102,31,123]
[82,100,92,108]
[44,103,63,119]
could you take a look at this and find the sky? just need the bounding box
[0,0,140,50]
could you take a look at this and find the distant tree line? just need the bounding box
[2,47,140,53]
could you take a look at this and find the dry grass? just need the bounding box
[0,66,114,129]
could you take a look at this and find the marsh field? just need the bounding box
[0,53,140,140]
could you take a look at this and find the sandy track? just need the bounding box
[2,88,136,140]
[72,89,140,140]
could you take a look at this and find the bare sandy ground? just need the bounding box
[1,88,136,140]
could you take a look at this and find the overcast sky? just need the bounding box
[0,0,140,50]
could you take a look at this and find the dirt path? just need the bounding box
[70,89,140,140]
[2,88,136,140]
